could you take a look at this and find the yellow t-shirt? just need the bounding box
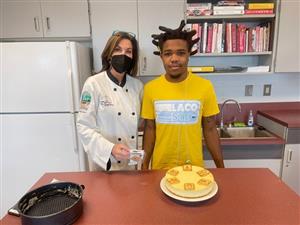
[141,72,219,169]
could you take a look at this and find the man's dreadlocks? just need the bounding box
[151,20,199,56]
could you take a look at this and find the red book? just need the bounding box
[240,24,246,52]
[248,27,254,52]
[206,24,213,53]
[192,24,200,53]
[198,24,202,53]
[244,9,273,14]
[231,23,237,52]
[225,23,231,52]
[255,26,260,52]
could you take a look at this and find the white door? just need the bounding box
[1,0,43,38]
[40,0,90,38]
[0,113,80,219]
[138,0,184,76]
[89,0,138,72]
[281,144,300,195]
[1,42,73,113]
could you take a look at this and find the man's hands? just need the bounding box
[111,144,130,160]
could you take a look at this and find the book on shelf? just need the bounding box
[211,23,218,53]
[206,24,213,53]
[237,24,247,52]
[245,29,249,52]
[213,5,244,15]
[189,21,271,54]
[221,21,226,53]
[248,27,255,52]
[231,23,237,52]
[186,3,212,16]
[213,5,244,10]
[216,23,222,53]
[192,23,201,53]
[213,9,245,15]
[188,66,214,73]
[248,3,274,10]
[225,23,232,52]
[246,66,270,72]
[244,9,273,14]
[217,0,245,6]
[202,22,208,53]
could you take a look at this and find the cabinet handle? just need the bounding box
[142,56,147,72]
[34,17,40,32]
[286,149,293,163]
[46,17,50,30]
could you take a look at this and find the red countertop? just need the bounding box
[1,169,299,225]
[258,109,300,128]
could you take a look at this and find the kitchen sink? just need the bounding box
[217,126,276,139]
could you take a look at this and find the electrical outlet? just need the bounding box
[245,85,253,96]
[263,84,272,96]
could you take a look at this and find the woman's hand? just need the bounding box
[111,144,130,160]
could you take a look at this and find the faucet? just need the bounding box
[220,99,242,128]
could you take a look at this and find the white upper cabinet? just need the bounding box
[138,0,184,76]
[1,0,43,38]
[1,0,90,39]
[40,0,90,38]
[275,0,300,72]
[89,0,138,72]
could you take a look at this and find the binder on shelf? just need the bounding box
[248,3,274,10]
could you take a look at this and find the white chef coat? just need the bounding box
[77,71,143,171]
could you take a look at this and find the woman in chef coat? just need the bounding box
[77,31,143,171]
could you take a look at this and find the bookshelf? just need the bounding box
[185,0,279,75]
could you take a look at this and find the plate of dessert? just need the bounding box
[160,164,218,202]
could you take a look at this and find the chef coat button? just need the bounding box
[118,112,121,116]
[118,138,121,141]
[132,112,135,116]
[113,88,117,91]
[131,136,135,139]
[126,89,128,92]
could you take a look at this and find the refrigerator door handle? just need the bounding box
[70,114,79,154]
[65,42,77,113]
[67,67,75,112]
[286,149,293,164]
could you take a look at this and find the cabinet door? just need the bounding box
[281,144,300,195]
[1,0,43,38]
[89,0,138,72]
[138,0,184,76]
[205,159,281,177]
[275,0,300,72]
[40,0,90,38]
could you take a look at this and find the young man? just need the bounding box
[141,20,224,170]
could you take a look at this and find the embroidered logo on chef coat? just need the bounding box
[100,95,114,107]
[154,100,200,124]
[80,91,91,111]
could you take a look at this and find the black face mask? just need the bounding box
[111,54,133,73]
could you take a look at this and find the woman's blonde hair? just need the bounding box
[100,32,139,76]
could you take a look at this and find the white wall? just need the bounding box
[139,72,300,103]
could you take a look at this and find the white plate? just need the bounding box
[160,177,218,202]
